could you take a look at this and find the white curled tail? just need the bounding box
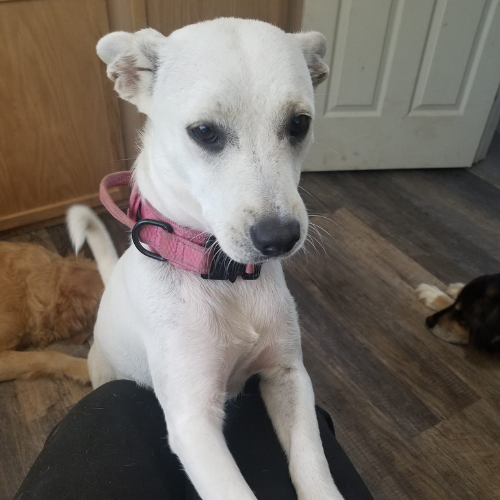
[66,205,118,285]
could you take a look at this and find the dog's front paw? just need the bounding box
[446,283,464,299]
[416,284,450,311]
[66,359,91,385]
[296,480,345,500]
[298,491,344,500]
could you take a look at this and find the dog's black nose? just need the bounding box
[426,315,437,329]
[250,218,301,257]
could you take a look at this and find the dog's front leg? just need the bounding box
[260,364,345,500]
[150,360,257,500]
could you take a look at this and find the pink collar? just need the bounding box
[99,172,261,282]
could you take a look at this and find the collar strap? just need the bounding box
[99,172,261,282]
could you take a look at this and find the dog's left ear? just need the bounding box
[294,32,329,87]
[97,28,165,114]
[469,309,500,352]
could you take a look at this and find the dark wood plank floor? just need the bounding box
[2,135,500,500]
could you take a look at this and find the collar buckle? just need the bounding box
[201,236,261,283]
[242,265,261,280]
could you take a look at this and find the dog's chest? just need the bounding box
[165,264,294,381]
[189,274,295,391]
[114,255,298,390]
[223,336,280,396]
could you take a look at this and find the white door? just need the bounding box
[302,0,500,171]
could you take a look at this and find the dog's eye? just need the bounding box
[190,124,218,143]
[289,115,311,138]
[454,309,467,326]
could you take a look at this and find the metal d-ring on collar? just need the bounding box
[132,219,174,261]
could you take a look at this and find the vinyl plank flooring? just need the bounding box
[283,204,500,498]
[300,171,500,283]
[15,350,91,424]
[390,170,500,260]
[4,228,59,251]
[299,327,456,500]
[288,208,480,419]
[0,382,28,494]
[413,399,500,500]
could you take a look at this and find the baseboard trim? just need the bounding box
[0,188,128,231]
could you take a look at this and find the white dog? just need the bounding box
[77,18,343,500]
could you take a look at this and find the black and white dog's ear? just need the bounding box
[97,28,165,114]
[470,311,500,352]
[294,31,329,87]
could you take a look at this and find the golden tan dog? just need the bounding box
[0,206,117,384]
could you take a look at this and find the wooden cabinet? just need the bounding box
[0,0,125,230]
[0,0,302,231]
[145,0,301,33]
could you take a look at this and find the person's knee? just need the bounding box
[81,380,158,416]
[92,379,142,399]
[316,405,336,435]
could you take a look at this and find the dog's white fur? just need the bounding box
[67,205,119,285]
[86,19,343,500]
[416,284,449,309]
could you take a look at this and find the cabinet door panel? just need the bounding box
[0,0,125,230]
[145,0,293,34]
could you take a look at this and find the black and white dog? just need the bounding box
[418,276,500,351]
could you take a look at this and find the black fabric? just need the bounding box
[15,378,373,500]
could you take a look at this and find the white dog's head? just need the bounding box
[97,19,328,264]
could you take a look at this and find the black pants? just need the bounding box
[15,378,373,500]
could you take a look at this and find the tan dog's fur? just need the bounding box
[0,241,102,384]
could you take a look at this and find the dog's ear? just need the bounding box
[96,28,165,114]
[295,32,329,87]
[469,307,500,352]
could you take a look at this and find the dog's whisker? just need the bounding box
[304,234,320,257]
[223,254,232,276]
[308,227,326,249]
[298,185,324,208]
[220,252,227,271]
[309,220,337,247]
[204,241,216,256]
[307,232,328,258]
[308,213,342,229]
[190,231,211,244]
[310,223,339,247]
[308,221,333,239]
[213,246,224,264]
[312,140,341,157]
[111,156,139,163]
[296,244,310,264]
[309,225,330,241]
[301,247,310,264]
